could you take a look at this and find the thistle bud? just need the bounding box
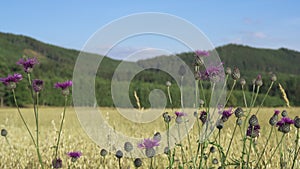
[232,67,240,80]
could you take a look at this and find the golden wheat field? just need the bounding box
[0,107,299,169]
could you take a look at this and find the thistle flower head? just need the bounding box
[249,115,259,126]
[163,112,171,123]
[166,81,171,87]
[255,74,263,86]
[246,124,260,138]
[274,110,280,116]
[199,111,207,124]
[0,73,23,89]
[271,74,277,82]
[55,80,72,96]
[138,138,160,149]
[232,67,240,80]
[145,148,156,158]
[115,150,123,159]
[124,142,133,152]
[67,151,82,162]
[194,50,209,66]
[199,63,224,83]
[153,132,161,141]
[134,158,143,168]
[225,67,232,75]
[1,129,7,137]
[175,111,186,117]
[195,50,210,57]
[234,107,244,118]
[52,158,62,168]
[100,149,108,157]
[276,117,294,127]
[281,110,288,117]
[294,116,300,128]
[16,57,38,73]
[240,78,246,86]
[33,79,44,93]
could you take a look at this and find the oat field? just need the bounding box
[1,107,299,168]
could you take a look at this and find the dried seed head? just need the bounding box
[115,150,123,159]
[234,107,244,118]
[145,148,156,158]
[100,149,108,157]
[1,129,7,137]
[134,158,143,168]
[249,115,259,126]
[124,142,133,152]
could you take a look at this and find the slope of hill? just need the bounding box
[0,32,299,106]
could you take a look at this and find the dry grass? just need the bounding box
[0,107,299,168]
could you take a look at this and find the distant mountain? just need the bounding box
[0,32,299,106]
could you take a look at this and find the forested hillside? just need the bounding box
[1,32,299,107]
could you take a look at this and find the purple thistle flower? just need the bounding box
[67,151,82,162]
[55,80,72,96]
[276,117,294,127]
[175,111,186,117]
[222,107,233,118]
[16,57,39,73]
[138,138,160,149]
[199,111,207,124]
[32,79,44,93]
[220,107,233,122]
[0,73,23,89]
[54,80,72,90]
[199,63,224,82]
[195,50,210,57]
[274,110,280,116]
[255,74,263,86]
[52,158,62,168]
[246,124,260,138]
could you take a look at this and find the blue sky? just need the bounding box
[1,1,299,60]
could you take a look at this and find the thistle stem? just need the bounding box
[255,82,274,115]
[265,134,285,168]
[291,128,299,169]
[225,80,236,106]
[54,96,68,160]
[255,126,274,168]
[225,122,238,161]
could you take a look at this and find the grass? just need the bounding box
[0,107,299,168]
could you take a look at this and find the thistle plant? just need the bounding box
[1,57,45,168]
